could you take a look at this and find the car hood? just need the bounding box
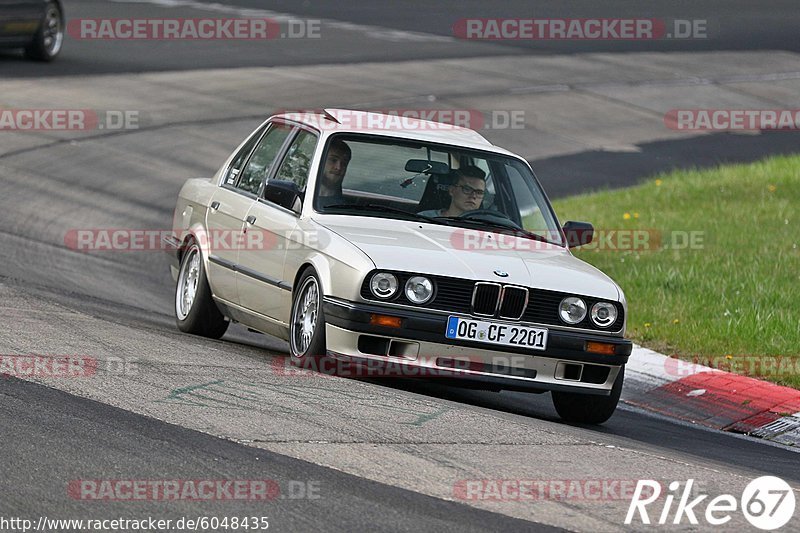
[315,216,620,300]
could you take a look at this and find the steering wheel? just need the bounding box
[458,209,522,230]
[458,209,509,219]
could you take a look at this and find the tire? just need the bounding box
[25,1,64,62]
[174,240,229,339]
[552,366,624,424]
[289,268,326,360]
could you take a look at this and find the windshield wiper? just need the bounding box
[325,203,450,224]
[435,216,560,246]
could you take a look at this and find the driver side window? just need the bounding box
[505,163,549,233]
[273,129,318,191]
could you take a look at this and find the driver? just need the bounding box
[418,166,486,217]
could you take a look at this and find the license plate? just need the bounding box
[445,316,547,350]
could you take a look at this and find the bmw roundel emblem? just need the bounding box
[493,269,509,277]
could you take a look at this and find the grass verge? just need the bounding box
[551,155,800,388]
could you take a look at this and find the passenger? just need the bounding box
[418,166,486,217]
[316,139,351,208]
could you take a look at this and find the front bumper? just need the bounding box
[322,297,631,395]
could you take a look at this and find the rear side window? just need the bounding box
[237,123,293,194]
[223,125,266,186]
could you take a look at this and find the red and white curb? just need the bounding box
[624,345,800,446]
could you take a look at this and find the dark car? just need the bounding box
[0,0,63,61]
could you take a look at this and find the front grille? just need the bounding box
[521,291,564,325]
[471,283,501,316]
[432,277,474,309]
[359,270,624,332]
[499,286,528,320]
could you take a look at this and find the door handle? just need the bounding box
[245,215,257,225]
[210,201,220,211]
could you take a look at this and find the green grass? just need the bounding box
[550,155,800,389]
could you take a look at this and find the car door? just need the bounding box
[237,127,319,321]
[205,121,293,304]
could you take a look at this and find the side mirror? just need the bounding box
[563,221,594,248]
[263,180,303,213]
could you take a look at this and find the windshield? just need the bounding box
[313,134,564,246]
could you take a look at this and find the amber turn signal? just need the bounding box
[585,341,616,355]
[369,314,402,328]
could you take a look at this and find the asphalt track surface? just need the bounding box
[1,1,799,531]
[200,0,800,54]
[0,376,556,532]
[2,0,800,76]
[4,0,800,195]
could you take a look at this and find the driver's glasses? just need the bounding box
[457,184,485,197]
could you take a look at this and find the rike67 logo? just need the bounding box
[626,477,795,530]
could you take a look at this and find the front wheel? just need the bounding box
[551,366,624,424]
[25,1,64,61]
[289,268,326,360]
[174,240,229,339]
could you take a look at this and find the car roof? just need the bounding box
[270,108,519,157]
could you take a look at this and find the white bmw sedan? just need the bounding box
[166,109,632,424]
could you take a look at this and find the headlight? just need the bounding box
[405,276,433,304]
[559,297,587,324]
[370,272,398,299]
[590,302,618,327]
